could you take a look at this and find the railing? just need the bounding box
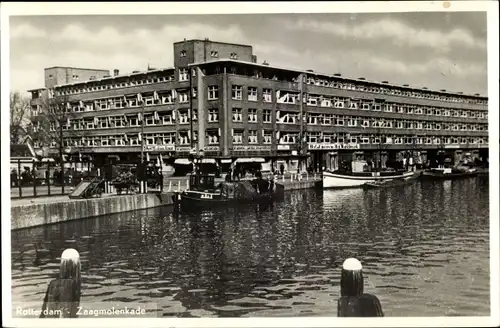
[10,159,101,199]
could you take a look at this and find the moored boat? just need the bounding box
[323,160,418,189]
[173,172,284,210]
[421,167,479,180]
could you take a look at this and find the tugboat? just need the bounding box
[173,170,285,211]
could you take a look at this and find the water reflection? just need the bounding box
[11,177,489,317]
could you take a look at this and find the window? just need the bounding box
[232,130,243,144]
[144,96,155,106]
[248,87,258,101]
[100,136,109,146]
[232,85,242,100]
[308,132,321,143]
[95,99,110,110]
[162,113,173,125]
[179,68,188,82]
[179,111,189,124]
[208,109,219,122]
[232,108,243,122]
[210,51,219,58]
[208,86,219,100]
[72,74,79,79]
[180,50,187,57]
[263,89,272,102]
[248,109,258,123]
[280,132,298,144]
[248,130,258,144]
[362,103,370,111]
[347,117,357,127]
[263,110,272,123]
[207,130,219,145]
[361,119,370,128]
[98,117,108,129]
[322,114,332,125]
[308,96,319,106]
[129,115,139,127]
[178,132,190,145]
[178,92,189,103]
[321,98,332,107]
[263,131,272,144]
[145,114,156,126]
[230,52,238,59]
[334,101,345,109]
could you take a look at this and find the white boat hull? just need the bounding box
[323,171,415,189]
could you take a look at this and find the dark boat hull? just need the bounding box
[172,183,285,211]
[421,170,479,180]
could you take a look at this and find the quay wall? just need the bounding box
[11,193,174,230]
[11,176,322,230]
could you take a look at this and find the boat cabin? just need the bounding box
[189,173,218,192]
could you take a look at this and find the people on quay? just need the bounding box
[11,169,18,187]
[279,163,285,176]
[337,258,384,317]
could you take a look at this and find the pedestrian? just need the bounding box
[280,163,284,176]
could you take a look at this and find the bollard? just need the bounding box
[337,258,384,317]
[186,179,189,190]
[169,181,172,191]
[40,248,81,318]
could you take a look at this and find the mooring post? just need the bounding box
[40,248,81,318]
[186,179,189,190]
[337,258,384,317]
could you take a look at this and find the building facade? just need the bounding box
[29,39,489,172]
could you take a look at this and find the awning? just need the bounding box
[41,158,55,162]
[174,158,192,165]
[235,157,265,163]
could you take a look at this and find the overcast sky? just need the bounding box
[9,12,488,96]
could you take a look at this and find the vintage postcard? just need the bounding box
[1,1,499,327]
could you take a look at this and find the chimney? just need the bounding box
[381,81,389,84]
[113,69,119,76]
[403,84,409,87]
[334,73,342,77]
[358,77,366,80]
[252,55,257,63]
[262,61,269,66]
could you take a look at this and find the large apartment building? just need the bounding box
[29,38,489,172]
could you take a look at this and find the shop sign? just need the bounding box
[277,145,290,150]
[308,143,361,150]
[233,145,271,151]
[143,145,175,151]
[176,146,192,152]
[204,146,220,151]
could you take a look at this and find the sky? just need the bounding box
[9,12,488,96]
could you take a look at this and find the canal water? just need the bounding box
[11,177,490,317]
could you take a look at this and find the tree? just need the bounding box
[10,91,31,144]
[28,92,86,159]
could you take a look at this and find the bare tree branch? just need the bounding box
[10,91,31,144]
[29,93,87,155]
